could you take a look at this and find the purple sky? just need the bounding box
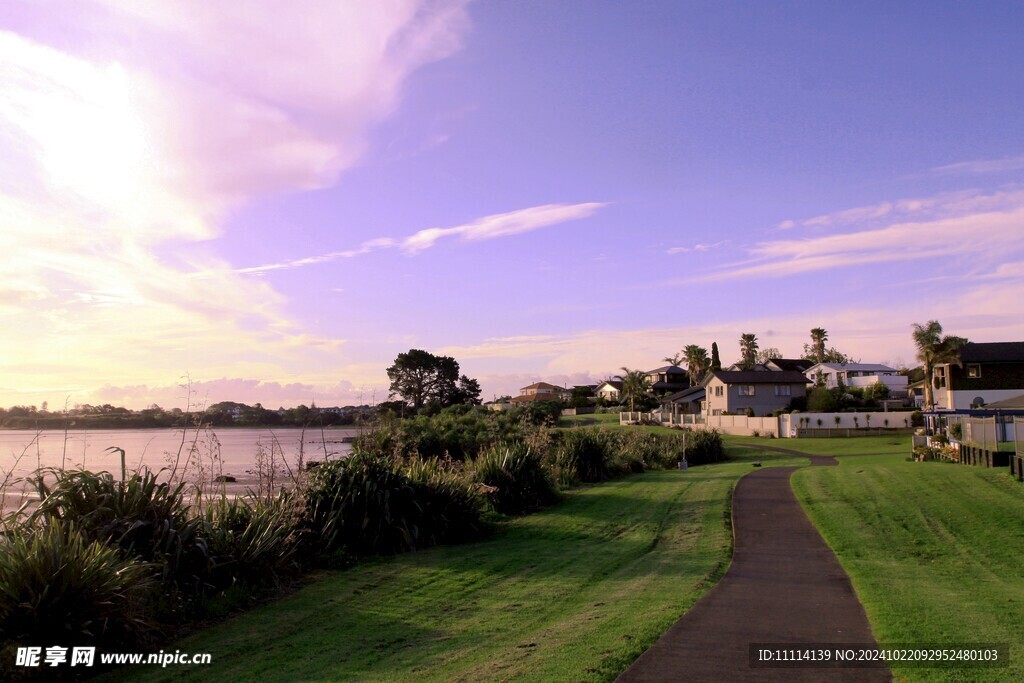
[2,1,1023,409]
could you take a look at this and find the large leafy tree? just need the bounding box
[710,342,722,371]
[386,349,480,409]
[616,367,651,412]
[683,345,710,385]
[662,352,684,367]
[755,347,782,364]
[738,333,759,370]
[911,321,967,408]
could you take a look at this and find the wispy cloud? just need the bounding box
[699,189,1024,282]
[666,240,728,255]
[226,202,608,274]
[401,202,607,253]
[929,154,1024,176]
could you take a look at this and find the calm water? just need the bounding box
[0,427,357,483]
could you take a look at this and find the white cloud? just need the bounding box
[0,3,471,405]
[666,240,728,255]
[929,154,1024,176]
[704,189,1024,282]
[401,202,607,254]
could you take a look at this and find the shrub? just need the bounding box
[911,411,924,427]
[0,522,152,652]
[553,429,614,484]
[203,493,301,590]
[949,422,963,440]
[807,386,839,412]
[29,469,208,588]
[303,454,421,556]
[474,444,560,516]
[403,458,488,546]
[683,429,726,465]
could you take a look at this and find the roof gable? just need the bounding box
[704,370,812,385]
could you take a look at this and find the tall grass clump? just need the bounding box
[202,493,301,590]
[403,458,489,546]
[0,522,152,662]
[552,429,616,485]
[303,454,421,557]
[616,430,685,471]
[473,444,560,516]
[28,469,209,590]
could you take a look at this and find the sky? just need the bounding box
[1,0,1023,410]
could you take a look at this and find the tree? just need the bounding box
[662,352,684,367]
[710,342,722,371]
[386,349,480,410]
[755,347,782,364]
[616,367,651,412]
[683,344,710,385]
[809,328,828,363]
[738,333,759,370]
[911,321,967,408]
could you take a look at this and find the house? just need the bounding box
[701,370,812,417]
[662,386,705,415]
[932,341,1024,410]
[508,381,567,405]
[594,380,623,402]
[804,362,908,396]
[645,365,690,395]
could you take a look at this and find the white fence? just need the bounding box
[621,410,918,438]
[779,411,915,437]
[620,412,779,437]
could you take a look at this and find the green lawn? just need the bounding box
[112,444,804,682]
[557,412,623,428]
[726,433,911,457]
[792,450,1024,682]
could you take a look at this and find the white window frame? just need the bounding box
[967,364,981,378]
[738,385,756,396]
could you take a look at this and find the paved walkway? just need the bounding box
[618,447,890,682]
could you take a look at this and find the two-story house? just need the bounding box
[701,370,811,417]
[645,365,689,395]
[804,362,908,396]
[594,380,624,402]
[509,382,567,405]
[932,341,1024,409]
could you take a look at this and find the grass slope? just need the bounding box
[793,449,1024,682]
[115,446,803,682]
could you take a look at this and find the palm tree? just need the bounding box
[617,367,651,412]
[810,328,828,363]
[738,333,759,370]
[911,321,968,408]
[683,344,710,385]
[662,352,684,368]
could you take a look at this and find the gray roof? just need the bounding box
[704,370,812,385]
[982,393,1024,409]
[807,362,897,373]
[646,365,686,374]
[664,386,706,403]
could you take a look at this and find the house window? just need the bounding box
[714,386,724,397]
[967,364,982,378]
[935,367,947,388]
[774,385,791,397]
[712,409,722,416]
[738,385,756,396]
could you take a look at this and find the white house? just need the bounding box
[804,363,908,396]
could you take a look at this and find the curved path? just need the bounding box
[618,446,890,682]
